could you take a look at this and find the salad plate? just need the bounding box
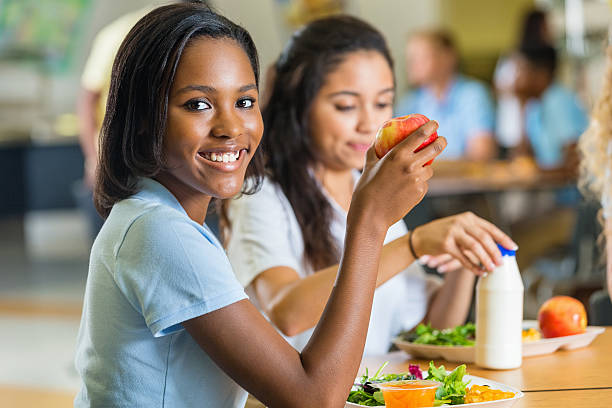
[393,320,605,363]
[345,372,523,408]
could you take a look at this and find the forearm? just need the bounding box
[425,268,475,329]
[77,89,101,161]
[268,234,413,336]
[300,211,387,406]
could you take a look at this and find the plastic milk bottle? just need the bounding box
[475,244,524,369]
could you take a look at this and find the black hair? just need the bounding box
[520,45,557,76]
[519,9,550,49]
[261,15,394,271]
[95,1,263,217]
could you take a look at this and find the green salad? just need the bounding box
[347,362,417,406]
[347,361,471,406]
[400,323,475,346]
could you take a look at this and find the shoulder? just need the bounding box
[110,198,219,263]
[457,76,490,97]
[228,175,290,215]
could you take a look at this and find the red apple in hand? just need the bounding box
[374,113,438,164]
[538,296,587,338]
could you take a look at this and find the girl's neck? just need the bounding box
[314,165,355,213]
[154,173,211,225]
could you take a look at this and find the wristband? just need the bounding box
[408,226,420,259]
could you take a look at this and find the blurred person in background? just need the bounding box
[494,8,554,156]
[396,29,497,161]
[514,45,588,173]
[579,45,612,309]
[224,15,517,356]
[76,5,154,239]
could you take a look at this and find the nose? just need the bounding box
[356,105,377,135]
[210,107,244,139]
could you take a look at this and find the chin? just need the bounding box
[213,181,244,200]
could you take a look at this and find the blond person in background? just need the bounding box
[396,29,497,161]
[579,45,612,305]
[76,5,154,238]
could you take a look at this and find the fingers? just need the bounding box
[388,123,446,167]
[401,120,439,152]
[419,253,452,269]
[362,144,378,170]
[456,233,496,272]
[446,240,485,275]
[478,217,519,251]
[467,224,503,267]
[412,136,447,167]
[437,258,463,274]
[420,254,463,274]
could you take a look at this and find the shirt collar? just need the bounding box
[134,177,189,217]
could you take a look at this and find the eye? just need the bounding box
[375,102,392,110]
[184,99,211,111]
[237,97,255,109]
[335,105,355,112]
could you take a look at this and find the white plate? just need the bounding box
[392,321,605,363]
[346,373,523,408]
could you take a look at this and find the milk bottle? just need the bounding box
[475,244,523,369]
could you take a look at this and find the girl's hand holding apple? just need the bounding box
[350,120,445,230]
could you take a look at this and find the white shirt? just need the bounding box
[226,174,441,355]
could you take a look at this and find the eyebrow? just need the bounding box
[327,87,395,98]
[174,83,257,96]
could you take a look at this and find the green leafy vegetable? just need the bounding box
[347,362,416,406]
[347,361,471,406]
[427,362,470,405]
[401,323,475,346]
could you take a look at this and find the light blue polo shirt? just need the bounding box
[395,75,495,159]
[75,178,248,407]
[524,82,588,169]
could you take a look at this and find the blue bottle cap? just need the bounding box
[497,243,516,257]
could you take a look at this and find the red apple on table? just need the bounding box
[538,295,587,338]
[374,113,438,164]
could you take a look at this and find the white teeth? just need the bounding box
[204,151,240,163]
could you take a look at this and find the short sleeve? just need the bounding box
[547,89,588,144]
[226,180,303,287]
[460,81,495,138]
[114,210,247,337]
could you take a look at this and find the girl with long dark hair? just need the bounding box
[226,15,517,354]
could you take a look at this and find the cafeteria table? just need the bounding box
[359,327,612,407]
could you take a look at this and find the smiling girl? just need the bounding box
[74,3,447,407]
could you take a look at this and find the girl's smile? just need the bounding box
[197,146,249,171]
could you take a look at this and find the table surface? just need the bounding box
[359,327,612,407]
[427,159,573,196]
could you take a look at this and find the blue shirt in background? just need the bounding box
[395,75,495,160]
[524,82,588,169]
[75,178,248,407]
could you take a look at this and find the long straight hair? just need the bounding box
[95,2,264,218]
[262,15,394,271]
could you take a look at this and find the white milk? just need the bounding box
[475,244,524,370]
